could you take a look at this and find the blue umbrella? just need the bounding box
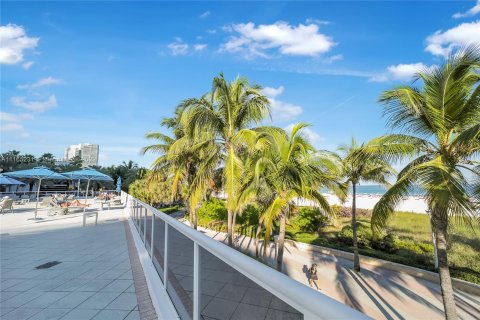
[116,177,122,194]
[0,174,25,186]
[63,168,113,207]
[5,166,69,218]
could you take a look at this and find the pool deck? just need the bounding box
[0,202,154,320]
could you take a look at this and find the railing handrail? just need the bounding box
[125,192,369,320]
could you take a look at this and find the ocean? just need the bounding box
[322,185,426,196]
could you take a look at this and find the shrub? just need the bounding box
[237,204,260,226]
[197,198,227,222]
[337,222,372,248]
[331,205,370,218]
[372,234,398,253]
[290,207,329,234]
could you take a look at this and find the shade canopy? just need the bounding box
[5,166,69,180]
[0,174,25,186]
[63,168,113,182]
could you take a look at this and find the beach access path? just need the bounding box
[171,212,480,320]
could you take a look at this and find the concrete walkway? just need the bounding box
[0,203,143,320]
[176,214,480,320]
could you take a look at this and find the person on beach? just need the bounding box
[308,263,320,290]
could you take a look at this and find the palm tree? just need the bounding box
[143,105,219,229]
[251,123,341,271]
[39,153,55,164]
[338,138,394,272]
[368,46,480,320]
[69,155,83,167]
[181,73,270,245]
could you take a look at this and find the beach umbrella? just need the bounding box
[5,166,69,218]
[63,168,113,209]
[0,174,26,186]
[116,177,122,194]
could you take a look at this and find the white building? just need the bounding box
[64,143,99,167]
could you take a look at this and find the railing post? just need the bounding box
[143,207,147,243]
[193,242,200,320]
[150,214,155,259]
[163,223,169,288]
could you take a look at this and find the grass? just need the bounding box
[191,199,480,284]
[286,211,480,285]
[159,204,184,214]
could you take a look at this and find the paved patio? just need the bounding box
[0,202,145,320]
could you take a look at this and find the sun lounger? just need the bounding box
[0,199,14,214]
[47,201,68,216]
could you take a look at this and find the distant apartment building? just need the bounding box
[64,143,99,167]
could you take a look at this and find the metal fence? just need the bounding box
[123,191,369,320]
[0,190,118,199]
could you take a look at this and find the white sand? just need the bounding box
[296,194,429,213]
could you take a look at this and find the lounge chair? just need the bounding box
[41,197,53,206]
[47,201,68,216]
[0,198,14,214]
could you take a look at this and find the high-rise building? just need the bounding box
[64,143,99,167]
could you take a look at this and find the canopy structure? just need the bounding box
[116,177,122,194]
[5,166,69,218]
[0,174,26,186]
[63,168,113,210]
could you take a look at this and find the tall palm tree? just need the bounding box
[338,138,394,272]
[181,73,270,245]
[251,123,341,271]
[142,105,218,229]
[368,46,480,320]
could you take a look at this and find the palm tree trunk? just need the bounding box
[255,223,262,258]
[191,207,198,230]
[352,183,360,272]
[276,211,286,272]
[231,211,237,246]
[434,215,458,320]
[227,209,233,246]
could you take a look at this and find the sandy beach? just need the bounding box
[297,194,429,213]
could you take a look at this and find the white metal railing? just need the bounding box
[0,190,118,199]
[122,191,369,320]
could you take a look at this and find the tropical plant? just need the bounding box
[338,137,394,271]
[368,46,480,320]
[142,104,219,229]
[181,73,270,244]
[38,153,55,164]
[69,155,83,167]
[249,123,342,271]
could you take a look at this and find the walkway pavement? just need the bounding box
[175,213,480,320]
[0,202,147,320]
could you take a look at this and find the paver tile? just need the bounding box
[91,309,130,320]
[105,292,137,310]
[50,291,96,309]
[77,291,120,309]
[60,308,100,320]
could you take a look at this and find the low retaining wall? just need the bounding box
[284,239,480,296]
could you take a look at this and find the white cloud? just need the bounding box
[322,54,343,64]
[0,24,39,64]
[11,95,57,112]
[305,18,330,25]
[168,38,189,56]
[0,112,33,122]
[17,76,63,90]
[263,86,303,121]
[262,86,284,98]
[221,21,335,58]
[369,62,431,82]
[453,1,480,18]
[194,43,207,51]
[0,123,24,132]
[22,61,34,69]
[425,20,480,56]
[285,123,323,145]
[199,11,211,18]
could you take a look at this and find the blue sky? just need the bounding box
[1,1,480,168]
